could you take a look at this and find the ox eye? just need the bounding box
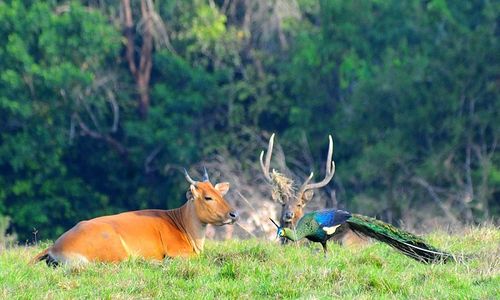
[204,196,213,201]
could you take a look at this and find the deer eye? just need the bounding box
[204,196,213,201]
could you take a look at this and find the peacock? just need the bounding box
[270,209,455,264]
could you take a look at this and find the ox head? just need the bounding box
[260,134,336,231]
[184,168,239,226]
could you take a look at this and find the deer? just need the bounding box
[260,133,366,246]
[32,168,239,266]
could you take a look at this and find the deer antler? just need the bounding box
[298,135,336,195]
[260,133,275,182]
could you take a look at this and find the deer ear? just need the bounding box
[185,190,193,201]
[303,190,314,204]
[215,182,230,196]
[190,184,201,199]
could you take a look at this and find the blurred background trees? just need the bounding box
[0,0,498,242]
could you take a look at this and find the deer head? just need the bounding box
[260,134,335,231]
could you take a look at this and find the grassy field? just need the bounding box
[1,226,499,299]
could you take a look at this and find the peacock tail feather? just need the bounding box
[347,214,455,264]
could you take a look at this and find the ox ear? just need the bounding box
[214,182,230,196]
[186,190,194,201]
[190,184,201,199]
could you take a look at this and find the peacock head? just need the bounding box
[270,218,293,240]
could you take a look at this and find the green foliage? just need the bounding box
[1,227,499,298]
[0,0,498,240]
[0,1,122,240]
[279,0,499,222]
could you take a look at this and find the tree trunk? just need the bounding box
[122,0,153,118]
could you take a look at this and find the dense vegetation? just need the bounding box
[1,226,499,298]
[0,0,498,241]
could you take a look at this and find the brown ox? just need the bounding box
[32,169,238,266]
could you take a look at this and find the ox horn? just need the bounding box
[184,168,198,185]
[202,166,210,182]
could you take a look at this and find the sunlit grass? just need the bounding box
[1,225,499,299]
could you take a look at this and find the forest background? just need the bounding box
[0,0,498,243]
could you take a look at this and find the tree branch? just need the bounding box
[122,0,137,79]
[411,177,458,223]
[73,113,128,156]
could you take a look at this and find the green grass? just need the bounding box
[1,226,499,299]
